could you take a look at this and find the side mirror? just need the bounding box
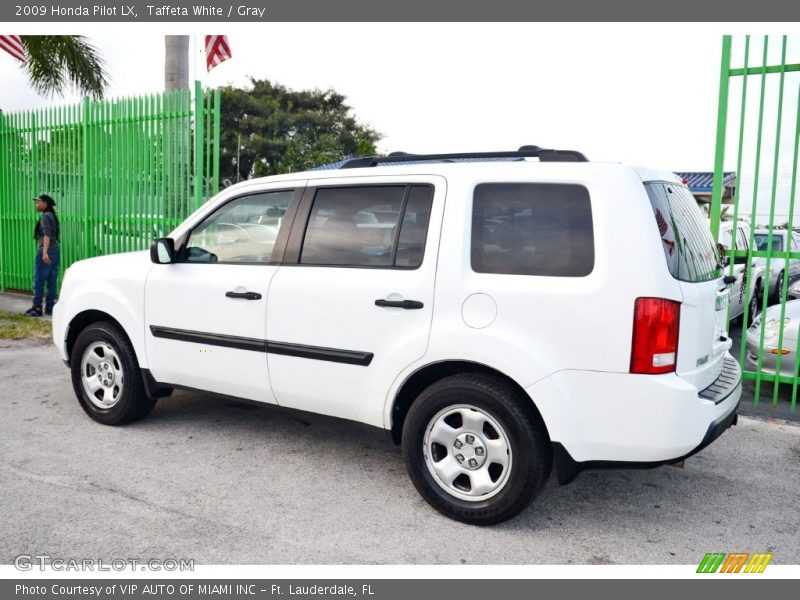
[150,238,175,264]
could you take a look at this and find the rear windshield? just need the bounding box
[645,182,720,283]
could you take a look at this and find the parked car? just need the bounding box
[53,147,742,525]
[788,279,800,300]
[745,300,800,376]
[753,228,800,302]
[718,221,765,325]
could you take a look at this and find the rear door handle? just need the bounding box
[225,291,262,300]
[375,299,424,310]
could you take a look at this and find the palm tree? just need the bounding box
[19,35,108,99]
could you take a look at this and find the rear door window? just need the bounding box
[299,185,433,268]
[645,183,720,282]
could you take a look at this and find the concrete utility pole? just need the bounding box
[164,35,189,91]
[163,35,190,220]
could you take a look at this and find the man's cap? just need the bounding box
[33,193,55,206]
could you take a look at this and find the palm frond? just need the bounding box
[19,35,109,99]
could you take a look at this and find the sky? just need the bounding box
[1,24,798,213]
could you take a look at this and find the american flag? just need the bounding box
[655,209,668,236]
[205,35,231,72]
[656,209,676,256]
[0,35,26,63]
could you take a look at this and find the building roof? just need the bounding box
[674,171,736,193]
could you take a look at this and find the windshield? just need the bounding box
[645,183,721,283]
[754,233,784,252]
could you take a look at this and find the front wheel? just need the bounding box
[748,284,762,327]
[71,321,156,425]
[775,271,786,303]
[402,373,552,525]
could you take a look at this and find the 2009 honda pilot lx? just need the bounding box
[53,147,741,525]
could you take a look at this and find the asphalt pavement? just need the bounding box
[1,325,799,565]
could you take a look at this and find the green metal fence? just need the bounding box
[711,35,800,408]
[0,81,220,292]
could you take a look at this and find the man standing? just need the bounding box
[24,194,60,317]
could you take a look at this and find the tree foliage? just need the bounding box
[219,78,381,182]
[19,35,109,99]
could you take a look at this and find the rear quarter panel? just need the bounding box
[385,164,684,427]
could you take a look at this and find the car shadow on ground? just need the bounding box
[142,388,784,545]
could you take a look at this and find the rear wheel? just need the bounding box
[402,373,551,525]
[71,321,156,425]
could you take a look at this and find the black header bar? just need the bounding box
[2,0,799,22]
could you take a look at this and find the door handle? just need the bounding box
[375,299,424,310]
[225,291,262,300]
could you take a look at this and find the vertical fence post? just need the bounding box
[710,35,732,242]
[31,111,38,199]
[213,88,221,195]
[193,80,204,210]
[0,110,5,292]
[82,97,91,259]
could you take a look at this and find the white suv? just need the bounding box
[52,147,742,525]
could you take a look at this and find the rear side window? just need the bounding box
[645,183,720,282]
[471,183,594,277]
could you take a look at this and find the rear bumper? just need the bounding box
[526,352,742,479]
[552,394,739,484]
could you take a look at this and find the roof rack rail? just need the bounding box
[340,145,588,169]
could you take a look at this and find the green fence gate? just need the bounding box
[0,81,220,292]
[711,35,800,408]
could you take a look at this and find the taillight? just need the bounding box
[630,298,681,374]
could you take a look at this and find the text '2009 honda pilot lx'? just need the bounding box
[52,146,741,525]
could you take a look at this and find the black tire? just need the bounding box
[402,373,552,525]
[70,321,156,425]
[748,284,761,327]
[775,272,785,304]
